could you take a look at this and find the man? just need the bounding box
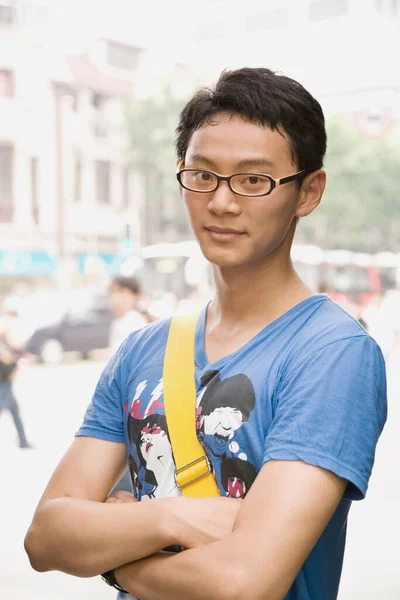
[108,276,148,354]
[25,68,387,600]
[0,301,32,449]
[108,276,148,494]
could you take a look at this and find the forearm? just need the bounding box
[115,532,294,600]
[25,496,176,577]
[115,539,243,600]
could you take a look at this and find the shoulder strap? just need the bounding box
[163,312,219,498]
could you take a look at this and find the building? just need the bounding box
[181,0,399,137]
[0,0,198,295]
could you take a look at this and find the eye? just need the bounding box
[242,175,262,185]
[232,173,270,195]
[194,171,213,181]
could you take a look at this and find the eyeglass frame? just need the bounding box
[176,162,308,198]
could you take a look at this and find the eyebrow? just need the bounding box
[186,153,275,171]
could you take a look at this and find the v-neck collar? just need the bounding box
[195,294,329,372]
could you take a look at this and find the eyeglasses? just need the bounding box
[176,166,307,197]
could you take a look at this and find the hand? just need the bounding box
[164,496,242,549]
[105,491,137,504]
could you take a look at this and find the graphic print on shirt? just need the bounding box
[220,457,258,499]
[127,379,179,499]
[196,370,257,496]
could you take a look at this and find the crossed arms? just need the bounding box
[25,436,346,600]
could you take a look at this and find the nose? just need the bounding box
[207,181,242,216]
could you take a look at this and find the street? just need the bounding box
[0,357,399,600]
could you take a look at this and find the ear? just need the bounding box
[295,170,326,218]
[177,159,184,199]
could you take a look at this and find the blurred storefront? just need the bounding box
[0,249,57,300]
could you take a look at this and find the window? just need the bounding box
[30,157,39,224]
[70,90,78,112]
[106,41,140,72]
[95,160,111,205]
[123,166,131,209]
[244,8,289,32]
[92,93,108,136]
[73,157,82,203]
[309,0,348,21]
[195,21,225,42]
[0,2,16,26]
[375,0,399,14]
[92,92,107,110]
[0,144,14,223]
[0,70,13,96]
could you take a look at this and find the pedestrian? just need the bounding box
[108,276,148,355]
[25,67,387,600]
[0,301,32,449]
[107,276,148,494]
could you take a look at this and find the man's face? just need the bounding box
[202,406,243,457]
[180,113,302,269]
[203,406,243,438]
[108,284,137,318]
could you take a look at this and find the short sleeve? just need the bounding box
[263,335,387,500]
[75,343,127,444]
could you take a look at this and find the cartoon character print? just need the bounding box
[127,379,178,500]
[220,457,257,499]
[196,370,257,495]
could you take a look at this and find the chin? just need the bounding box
[194,229,238,262]
[198,243,249,269]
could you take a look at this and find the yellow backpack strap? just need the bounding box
[163,312,219,497]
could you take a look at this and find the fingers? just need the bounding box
[114,491,137,503]
[105,496,120,504]
[106,491,137,504]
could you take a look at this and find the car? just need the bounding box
[24,289,112,364]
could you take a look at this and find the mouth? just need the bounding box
[205,226,245,242]
[145,442,153,453]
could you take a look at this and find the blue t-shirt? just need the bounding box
[77,295,387,600]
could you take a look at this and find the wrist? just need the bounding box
[102,568,130,594]
[160,497,192,548]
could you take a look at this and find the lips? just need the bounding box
[145,442,153,453]
[206,226,244,234]
[205,226,245,242]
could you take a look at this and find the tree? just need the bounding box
[125,87,190,245]
[296,116,400,252]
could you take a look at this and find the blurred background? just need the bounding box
[0,0,399,598]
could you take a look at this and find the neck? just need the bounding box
[208,251,313,330]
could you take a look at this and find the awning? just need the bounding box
[0,251,57,276]
[77,252,124,276]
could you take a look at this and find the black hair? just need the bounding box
[111,276,141,296]
[176,67,327,174]
[127,413,171,489]
[199,372,256,421]
[221,457,258,497]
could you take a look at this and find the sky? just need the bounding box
[49,0,185,56]
[45,0,399,120]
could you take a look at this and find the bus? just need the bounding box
[120,242,400,306]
